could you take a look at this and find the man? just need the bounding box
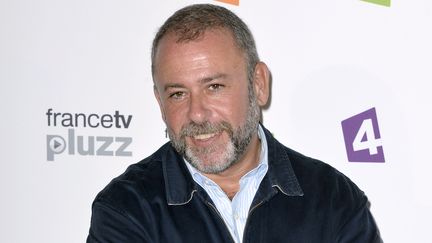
[87,4,381,243]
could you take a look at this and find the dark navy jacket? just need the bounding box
[87,127,382,242]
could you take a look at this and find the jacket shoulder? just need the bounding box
[93,143,171,210]
[285,146,366,205]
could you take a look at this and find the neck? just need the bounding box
[204,133,261,200]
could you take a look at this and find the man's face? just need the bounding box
[153,29,264,174]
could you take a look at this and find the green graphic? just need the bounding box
[361,0,391,7]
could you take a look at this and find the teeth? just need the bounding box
[194,133,216,140]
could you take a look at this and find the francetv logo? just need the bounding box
[46,108,133,161]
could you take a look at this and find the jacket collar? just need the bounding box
[162,125,303,205]
[262,126,304,196]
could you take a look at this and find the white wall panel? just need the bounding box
[1,0,430,242]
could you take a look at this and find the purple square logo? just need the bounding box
[341,108,385,163]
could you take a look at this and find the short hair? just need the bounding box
[151,4,260,84]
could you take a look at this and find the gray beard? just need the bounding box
[168,95,260,174]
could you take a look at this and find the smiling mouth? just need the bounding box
[193,132,217,140]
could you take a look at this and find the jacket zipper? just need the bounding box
[206,201,237,243]
[242,200,266,243]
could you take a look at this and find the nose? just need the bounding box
[187,93,210,124]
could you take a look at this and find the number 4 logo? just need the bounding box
[341,108,385,162]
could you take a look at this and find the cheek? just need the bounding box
[215,93,250,125]
[163,105,186,131]
[234,100,250,123]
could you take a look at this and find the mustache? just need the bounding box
[179,121,233,138]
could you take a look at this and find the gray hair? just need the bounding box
[151,4,260,84]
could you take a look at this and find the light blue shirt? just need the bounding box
[184,125,269,243]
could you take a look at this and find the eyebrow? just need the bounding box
[163,73,227,92]
[200,73,227,84]
[163,83,185,92]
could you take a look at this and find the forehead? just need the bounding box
[153,29,246,78]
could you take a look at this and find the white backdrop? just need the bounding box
[1,0,431,242]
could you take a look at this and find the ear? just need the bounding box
[153,85,167,123]
[252,62,270,107]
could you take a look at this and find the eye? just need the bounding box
[169,91,185,100]
[208,83,224,92]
